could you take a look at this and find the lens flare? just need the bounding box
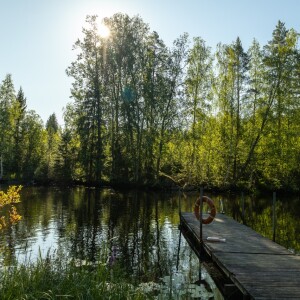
[97,23,110,38]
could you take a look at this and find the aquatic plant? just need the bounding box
[0,251,220,299]
[0,254,150,299]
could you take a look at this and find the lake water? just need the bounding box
[1,186,300,298]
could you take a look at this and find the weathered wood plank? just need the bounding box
[255,297,300,300]
[247,286,300,298]
[180,212,300,299]
[181,212,291,255]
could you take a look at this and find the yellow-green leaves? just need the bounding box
[0,185,22,230]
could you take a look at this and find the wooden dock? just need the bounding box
[180,212,300,300]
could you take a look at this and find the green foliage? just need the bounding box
[0,185,22,230]
[0,75,46,181]
[66,14,188,185]
[0,255,150,299]
[1,17,300,191]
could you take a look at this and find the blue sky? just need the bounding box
[1,0,300,125]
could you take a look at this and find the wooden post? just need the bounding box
[176,227,182,271]
[272,192,276,242]
[241,191,245,222]
[199,187,203,282]
[199,187,203,243]
[0,154,3,179]
[219,198,225,214]
[178,191,181,215]
[177,190,182,271]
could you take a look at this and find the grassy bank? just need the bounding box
[0,254,218,300]
[0,256,151,300]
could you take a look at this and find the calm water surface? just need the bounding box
[1,186,300,298]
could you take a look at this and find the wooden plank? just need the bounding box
[181,212,291,255]
[180,212,300,300]
[247,287,300,298]
[255,297,300,300]
[215,252,300,266]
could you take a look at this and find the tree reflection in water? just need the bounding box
[0,187,299,296]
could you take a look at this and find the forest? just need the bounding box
[1,14,300,192]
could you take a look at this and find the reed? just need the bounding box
[0,253,151,300]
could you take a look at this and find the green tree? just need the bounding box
[260,21,299,188]
[184,36,213,183]
[43,113,60,180]
[66,15,108,183]
[141,32,188,182]
[155,33,188,180]
[22,111,45,180]
[239,39,266,187]
[0,74,16,179]
[214,38,249,186]
[11,87,27,179]
[142,31,170,181]
[54,128,77,182]
[104,13,149,183]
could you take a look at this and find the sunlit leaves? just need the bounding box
[0,185,22,230]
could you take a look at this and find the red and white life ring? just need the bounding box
[194,196,216,224]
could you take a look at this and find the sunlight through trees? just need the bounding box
[1,16,300,192]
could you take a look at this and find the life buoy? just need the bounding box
[194,196,216,224]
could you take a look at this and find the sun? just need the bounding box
[97,23,110,38]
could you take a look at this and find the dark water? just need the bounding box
[1,186,300,298]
